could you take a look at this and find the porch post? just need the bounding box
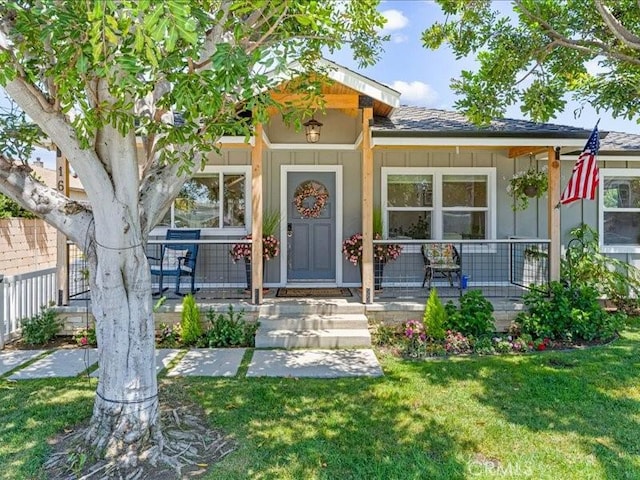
[55,147,69,306]
[361,106,374,303]
[251,124,264,304]
[547,146,561,281]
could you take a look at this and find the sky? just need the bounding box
[3,0,639,169]
[327,0,640,134]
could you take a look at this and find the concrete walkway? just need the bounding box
[1,348,382,379]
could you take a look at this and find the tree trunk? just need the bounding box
[83,224,162,467]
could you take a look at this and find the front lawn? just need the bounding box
[2,319,639,479]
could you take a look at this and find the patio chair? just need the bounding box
[421,243,461,289]
[149,229,201,296]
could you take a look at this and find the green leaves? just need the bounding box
[425,0,640,125]
[2,0,385,178]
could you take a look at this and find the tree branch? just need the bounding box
[514,0,640,67]
[594,0,640,51]
[138,157,193,236]
[3,77,114,201]
[245,3,290,54]
[195,0,233,69]
[0,154,94,245]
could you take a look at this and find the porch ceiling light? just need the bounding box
[303,117,323,143]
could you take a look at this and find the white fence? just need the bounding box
[0,268,57,349]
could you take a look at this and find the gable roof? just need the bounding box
[318,58,401,114]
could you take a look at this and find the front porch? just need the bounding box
[57,236,547,336]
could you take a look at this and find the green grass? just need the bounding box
[2,320,640,479]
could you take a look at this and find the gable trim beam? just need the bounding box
[508,147,549,158]
[270,93,359,110]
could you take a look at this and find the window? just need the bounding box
[382,167,495,240]
[600,169,640,250]
[156,166,251,233]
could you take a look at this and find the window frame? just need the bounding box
[152,165,252,236]
[381,167,497,250]
[599,168,640,254]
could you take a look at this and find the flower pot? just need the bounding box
[524,185,539,197]
[244,258,252,291]
[245,259,270,293]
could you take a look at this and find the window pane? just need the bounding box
[443,211,486,239]
[175,177,220,228]
[223,174,246,227]
[603,177,640,208]
[443,175,487,207]
[388,211,431,239]
[604,212,640,245]
[387,175,433,207]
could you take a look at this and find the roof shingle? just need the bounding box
[373,106,596,139]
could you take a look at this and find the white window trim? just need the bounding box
[599,168,640,254]
[382,167,497,253]
[151,165,252,236]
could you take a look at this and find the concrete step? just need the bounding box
[255,328,372,349]
[258,313,368,331]
[259,301,365,316]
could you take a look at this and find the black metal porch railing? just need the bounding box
[66,237,549,303]
[371,238,550,300]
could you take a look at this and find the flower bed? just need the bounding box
[372,287,627,359]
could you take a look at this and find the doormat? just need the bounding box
[276,288,352,298]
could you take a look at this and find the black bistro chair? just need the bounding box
[421,243,461,289]
[149,229,201,295]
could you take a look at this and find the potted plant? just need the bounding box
[230,210,281,290]
[507,167,548,211]
[342,232,402,290]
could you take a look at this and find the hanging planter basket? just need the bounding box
[524,185,539,198]
[507,166,549,211]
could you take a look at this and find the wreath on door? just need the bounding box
[294,180,329,218]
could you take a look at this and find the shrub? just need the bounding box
[403,319,427,358]
[445,290,494,337]
[423,289,446,340]
[516,281,626,342]
[21,308,61,345]
[444,330,472,355]
[371,322,404,347]
[563,224,640,307]
[157,323,181,348]
[204,306,258,347]
[74,327,97,347]
[472,336,495,355]
[180,294,202,346]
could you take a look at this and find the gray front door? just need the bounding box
[287,172,336,282]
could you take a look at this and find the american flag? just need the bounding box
[560,124,600,205]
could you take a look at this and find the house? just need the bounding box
[142,58,640,305]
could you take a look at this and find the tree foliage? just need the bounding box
[423,0,640,125]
